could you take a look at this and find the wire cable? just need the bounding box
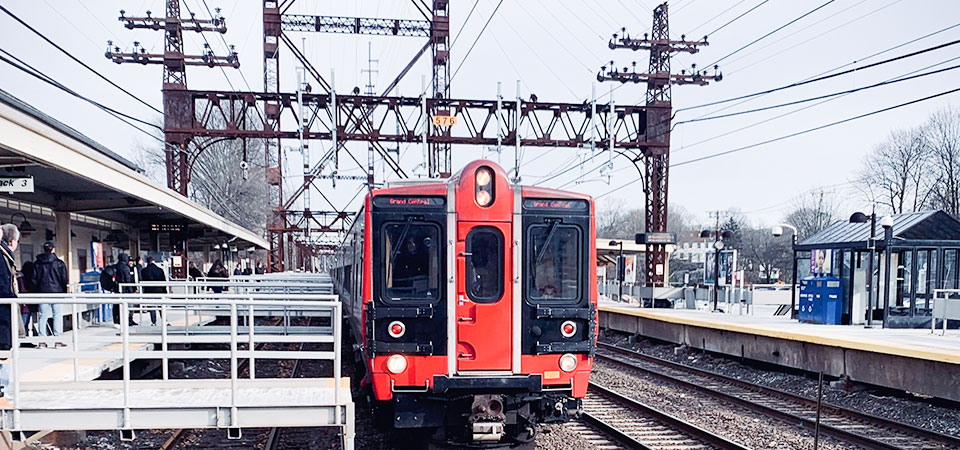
[677,37,960,112]
[450,0,505,84]
[0,4,162,115]
[704,0,771,38]
[705,0,837,68]
[597,86,960,199]
[674,61,960,126]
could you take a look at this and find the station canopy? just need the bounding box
[0,88,266,249]
[796,211,960,251]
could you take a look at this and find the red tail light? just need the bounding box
[561,321,576,338]
[388,321,406,338]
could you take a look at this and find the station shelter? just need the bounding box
[794,210,960,328]
[0,88,267,285]
[596,239,675,302]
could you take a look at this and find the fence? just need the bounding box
[0,292,352,447]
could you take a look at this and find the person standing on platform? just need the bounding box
[140,256,167,326]
[0,223,21,405]
[188,261,203,280]
[206,259,229,294]
[255,261,265,275]
[32,241,68,348]
[233,263,243,276]
[19,259,37,336]
[112,253,137,327]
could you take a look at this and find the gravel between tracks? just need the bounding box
[591,359,855,450]
[603,331,960,439]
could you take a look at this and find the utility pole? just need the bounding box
[598,2,721,288]
[106,2,238,196]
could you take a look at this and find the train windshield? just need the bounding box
[528,224,581,301]
[384,222,441,300]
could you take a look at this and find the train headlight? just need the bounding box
[475,166,495,207]
[386,354,407,374]
[559,353,578,373]
[388,321,406,338]
[560,321,577,338]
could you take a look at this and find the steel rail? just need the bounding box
[598,342,960,450]
[586,382,748,450]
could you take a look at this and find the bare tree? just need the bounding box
[738,226,792,284]
[596,199,644,239]
[189,136,269,234]
[784,189,839,240]
[855,127,930,214]
[923,106,960,216]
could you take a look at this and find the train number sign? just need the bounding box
[432,115,458,126]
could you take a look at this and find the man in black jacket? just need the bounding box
[112,253,137,326]
[140,256,167,325]
[31,241,68,347]
[0,223,21,403]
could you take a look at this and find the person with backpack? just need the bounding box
[31,241,68,348]
[140,256,167,326]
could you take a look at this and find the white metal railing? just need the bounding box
[120,280,333,295]
[0,293,345,434]
[931,289,960,335]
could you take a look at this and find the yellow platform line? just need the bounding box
[600,305,960,365]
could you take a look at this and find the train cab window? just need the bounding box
[466,227,504,303]
[528,224,581,301]
[383,222,441,300]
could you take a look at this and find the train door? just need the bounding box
[456,221,511,372]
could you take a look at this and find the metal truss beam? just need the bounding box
[281,14,430,37]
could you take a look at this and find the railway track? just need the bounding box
[597,342,960,450]
[582,382,747,449]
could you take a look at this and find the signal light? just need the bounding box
[387,321,405,338]
[475,166,495,207]
[559,353,577,373]
[560,321,577,338]
[386,354,407,374]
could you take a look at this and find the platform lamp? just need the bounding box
[850,209,878,328]
[10,212,36,235]
[879,215,894,328]
[701,229,734,312]
[608,240,624,302]
[772,224,799,319]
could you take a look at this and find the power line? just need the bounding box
[597,85,960,199]
[705,0,838,68]
[685,0,749,36]
[450,0,505,83]
[677,38,960,113]
[0,49,162,137]
[703,0,770,38]
[0,4,162,115]
[675,61,960,126]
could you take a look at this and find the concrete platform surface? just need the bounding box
[16,314,215,383]
[599,303,960,365]
[598,302,960,402]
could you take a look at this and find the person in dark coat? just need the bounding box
[0,223,22,401]
[32,242,68,347]
[112,253,137,326]
[140,256,167,326]
[255,261,265,275]
[19,260,37,336]
[188,261,203,280]
[206,259,229,294]
[233,263,243,276]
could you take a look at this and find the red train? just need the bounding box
[333,160,596,447]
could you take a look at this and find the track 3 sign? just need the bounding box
[0,177,33,193]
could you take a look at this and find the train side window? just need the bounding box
[466,227,504,303]
[528,224,581,301]
[383,222,441,300]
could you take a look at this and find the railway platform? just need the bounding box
[598,303,960,402]
[0,288,354,449]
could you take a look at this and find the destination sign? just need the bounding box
[0,176,34,193]
[636,232,677,245]
[373,196,445,208]
[523,199,589,211]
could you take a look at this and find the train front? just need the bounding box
[363,160,596,447]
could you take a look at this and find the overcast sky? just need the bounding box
[2,0,959,230]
